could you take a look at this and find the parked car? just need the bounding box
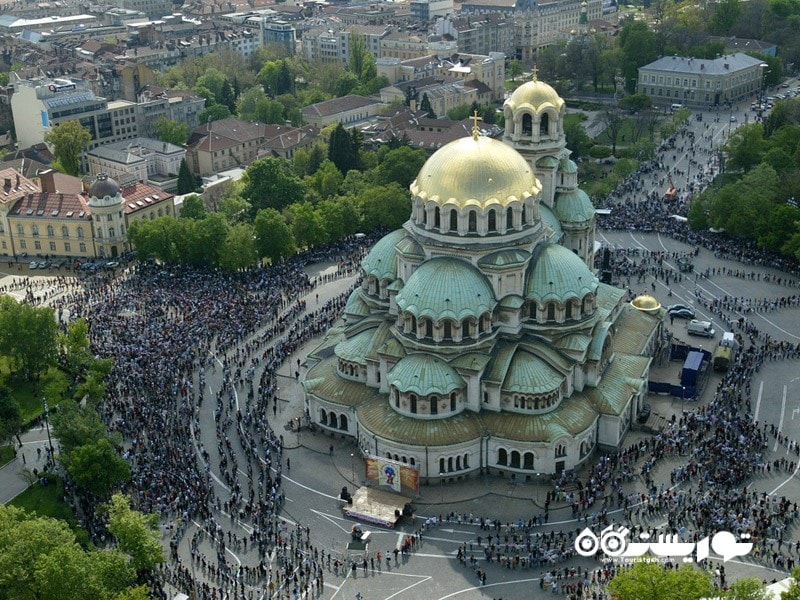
[103,261,119,270]
[668,304,696,319]
[38,261,50,269]
[28,261,38,269]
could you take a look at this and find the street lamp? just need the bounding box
[350,452,355,483]
[42,398,54,462]
[439,471,445,503]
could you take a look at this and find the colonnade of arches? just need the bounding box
[412,199,539,237]
[392,388,462,417]
[507,390,561,413]
[438,453,470,474]
[526,294,595,325]
[319,408,349,431]
[397,311,492,343]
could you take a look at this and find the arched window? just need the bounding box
[339,414,348,430]
[409,314,417,334]
[434,207,441,230]
[521,205,527,225]
[77,227,84,239]
[487,209,496,232]
[447,457,453,472]
[565,301,573,320]
[425,320,433,338]
[540,113,549,137]
[529,302,537,319]
[109,227,115,238]
[46,225,54,237]
[320,409,328,425]
[450,392,456,412]
[468,210,477,233]
[31,225,39,236]
[410,457,416,465]
[439,457,446,473]
[422,205,427,225]
[555,444,567,458]
[510,451,521,468]
[463,453,469,468]
[456,456,461,470]
[61,226,69,237]
[394,389,400,408]
[410,394,417,413]
[430,396,438,415]
[497,448,507,466]
[523,452,534,470]
[547,303,556,322]
[386,452,392,459]
[522,113,532,136]
[443,321,452,340]
[450,210,458,232]
[463,320,471,338]
[401,456,407,464]
[506,207,514,230]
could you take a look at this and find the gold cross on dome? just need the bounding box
[471,110,483,140]
[532,65,538,82]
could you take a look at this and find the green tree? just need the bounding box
[185,213,228,267]
[60,319,92,372]
[106,494,164,573]
[328,123,358,174]
[241,157,306,212]
[710,0,742,33]
[619,93,653,113]
[374,146,427,188]
[153,117,188,146]
[507,59,523,81]
[0,390,21,446]
[44,120,92,176]
[177,159,197,195]
[724,577,769,599]
[563,113,593,159]
[783,566,800,599]
[62,438,131,498]
[608,561,714,600]
[179,195,207,219]
[254,208,295,263]
[50,399,108,454]
[317,196,360,243]
[289,202,327,249]
[0,296,59,380]
[348,35,376,83]
[724,122,766,172]
[199,104,232,124]
[419,92,435,118]
[194,68,227,105]
[358,183,410,231]
[306,159,343,199]
[218,223,258,271]
[618,21,658,93]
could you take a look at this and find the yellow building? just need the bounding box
[0,170,174,261]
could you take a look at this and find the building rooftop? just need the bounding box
[641,52,765,75]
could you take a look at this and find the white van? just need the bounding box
[720,331,738,349]
[688,320,715,338]
[670,103,684,112]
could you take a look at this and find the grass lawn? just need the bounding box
[10,474,92,547]
[0,445,14,467]
[8,379,42,426]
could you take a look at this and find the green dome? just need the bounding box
[344,289,370,319]
[502,350,564,395]
[396,257,496,321]
[335,328,377,365]
[559,157,578,174]
[536,155,561,169]
[396,234,424,258]
[389,353,464,396]
[525,243,598,304]
[478,248,530,269]
[539,203,563,242]
[361,229,404,281]
[554,188,594,223]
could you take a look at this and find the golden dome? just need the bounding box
[506,77,565,114]
[410,135,541,210]
[631,294,661,313]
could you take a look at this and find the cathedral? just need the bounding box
[303,75,664,483]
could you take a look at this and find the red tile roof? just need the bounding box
[120,182,174,215]
[10,192,92,220]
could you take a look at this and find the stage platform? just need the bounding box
[343,487,409,528]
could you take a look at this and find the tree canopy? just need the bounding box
[43,120,92,177]
[608,562,714,600]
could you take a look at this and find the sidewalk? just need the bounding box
[0,426,56,504]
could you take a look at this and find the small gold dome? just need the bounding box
[410,135,542,210]
[631,294,661,313]
[506,78,565,114]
